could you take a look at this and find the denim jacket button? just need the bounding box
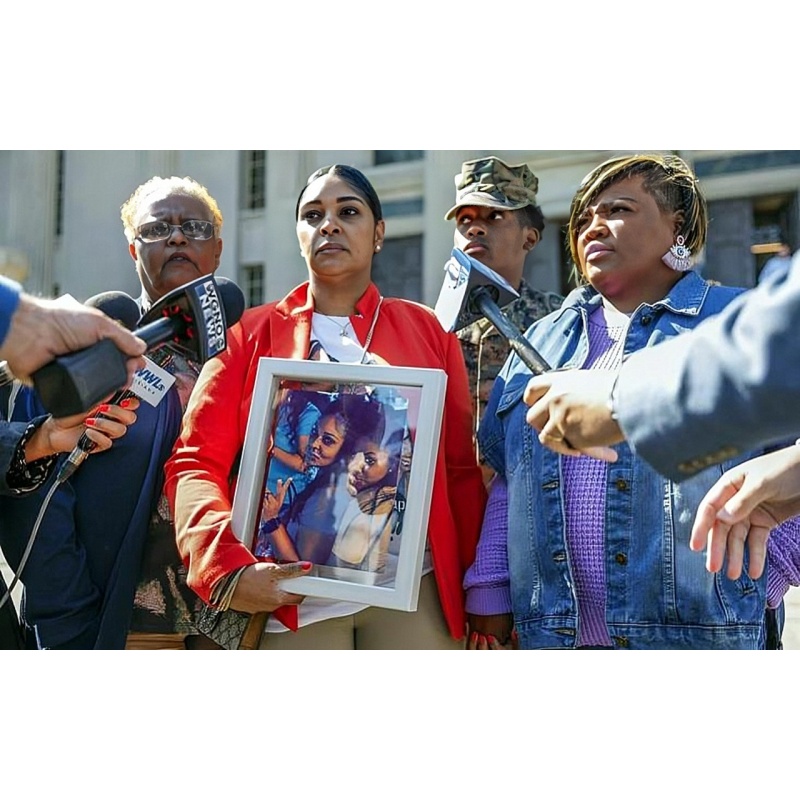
[615,478,629,491]
[641,315,652,326]
[613,636,630,648]
[615,552,628,566]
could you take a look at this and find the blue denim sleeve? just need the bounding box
[477,377,506,478]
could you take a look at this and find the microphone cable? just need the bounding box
[0,472,62,612]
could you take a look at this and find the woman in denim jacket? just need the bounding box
[465,153,800,649]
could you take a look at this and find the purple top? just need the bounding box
[463,476,513,615]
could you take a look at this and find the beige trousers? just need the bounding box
[259,573,465,650]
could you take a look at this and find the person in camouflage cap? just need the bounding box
[448,156,563,478]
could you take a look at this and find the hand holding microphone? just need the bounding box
[0,291,145,389]
[32,275,245,419]
[0,291,146,387]
[47,399,141,460]
[55,276,246,481]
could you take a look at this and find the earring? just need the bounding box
[662,235,693,272]
[375,245,382,253]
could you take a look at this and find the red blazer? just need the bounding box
[164,282,486,639]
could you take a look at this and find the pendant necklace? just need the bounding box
[314,297,383,364]
[321,314,352,340]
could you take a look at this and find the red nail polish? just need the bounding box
[96,404,110,414]
[120,399,133,409]
[84,418,97,428]
[300,561,313,569]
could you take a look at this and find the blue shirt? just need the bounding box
[0,276,22,348]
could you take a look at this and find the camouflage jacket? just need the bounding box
[457,279,563,438]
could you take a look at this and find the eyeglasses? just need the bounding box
[136,219,215,243]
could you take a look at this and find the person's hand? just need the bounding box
[23,399,140,462]
[523,369,622,461]
[690,445,800,580]
[229,561,312,614]
[262,478,292,521]
[1,292,146,383]
[466,613,517,650]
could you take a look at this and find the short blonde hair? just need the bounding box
[120,175,223,243]
[567,153,707,277]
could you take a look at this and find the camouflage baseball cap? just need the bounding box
[445,156,540,220]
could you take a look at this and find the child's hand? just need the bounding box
[262,478,293,520]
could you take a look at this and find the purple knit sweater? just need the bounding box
[464,304,800,642]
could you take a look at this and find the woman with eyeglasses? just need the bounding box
[0,176,306,650]
[165,164,486,649]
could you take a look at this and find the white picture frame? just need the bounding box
[231,357,447,612]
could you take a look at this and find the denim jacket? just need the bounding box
[478,272,769,649]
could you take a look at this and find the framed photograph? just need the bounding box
[231,357,447,612]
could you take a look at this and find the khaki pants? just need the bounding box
[125,632,222,650]
[259,573,465,650]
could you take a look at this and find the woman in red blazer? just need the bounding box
[164,164,486,648]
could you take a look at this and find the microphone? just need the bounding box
[434,248,551,375]
[32,275,245,419]
[55,276,246,481]
[55,290,146,482]
[84,290,141,330]
[2,291,141,388]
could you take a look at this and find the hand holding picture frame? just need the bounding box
[231,357,447,612]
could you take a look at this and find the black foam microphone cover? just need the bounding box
[214,277,246,328]
[84,291,141,331]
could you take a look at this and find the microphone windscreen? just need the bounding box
[85,290,140,331]
[215,277,246,328]
[434,249,519,333]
